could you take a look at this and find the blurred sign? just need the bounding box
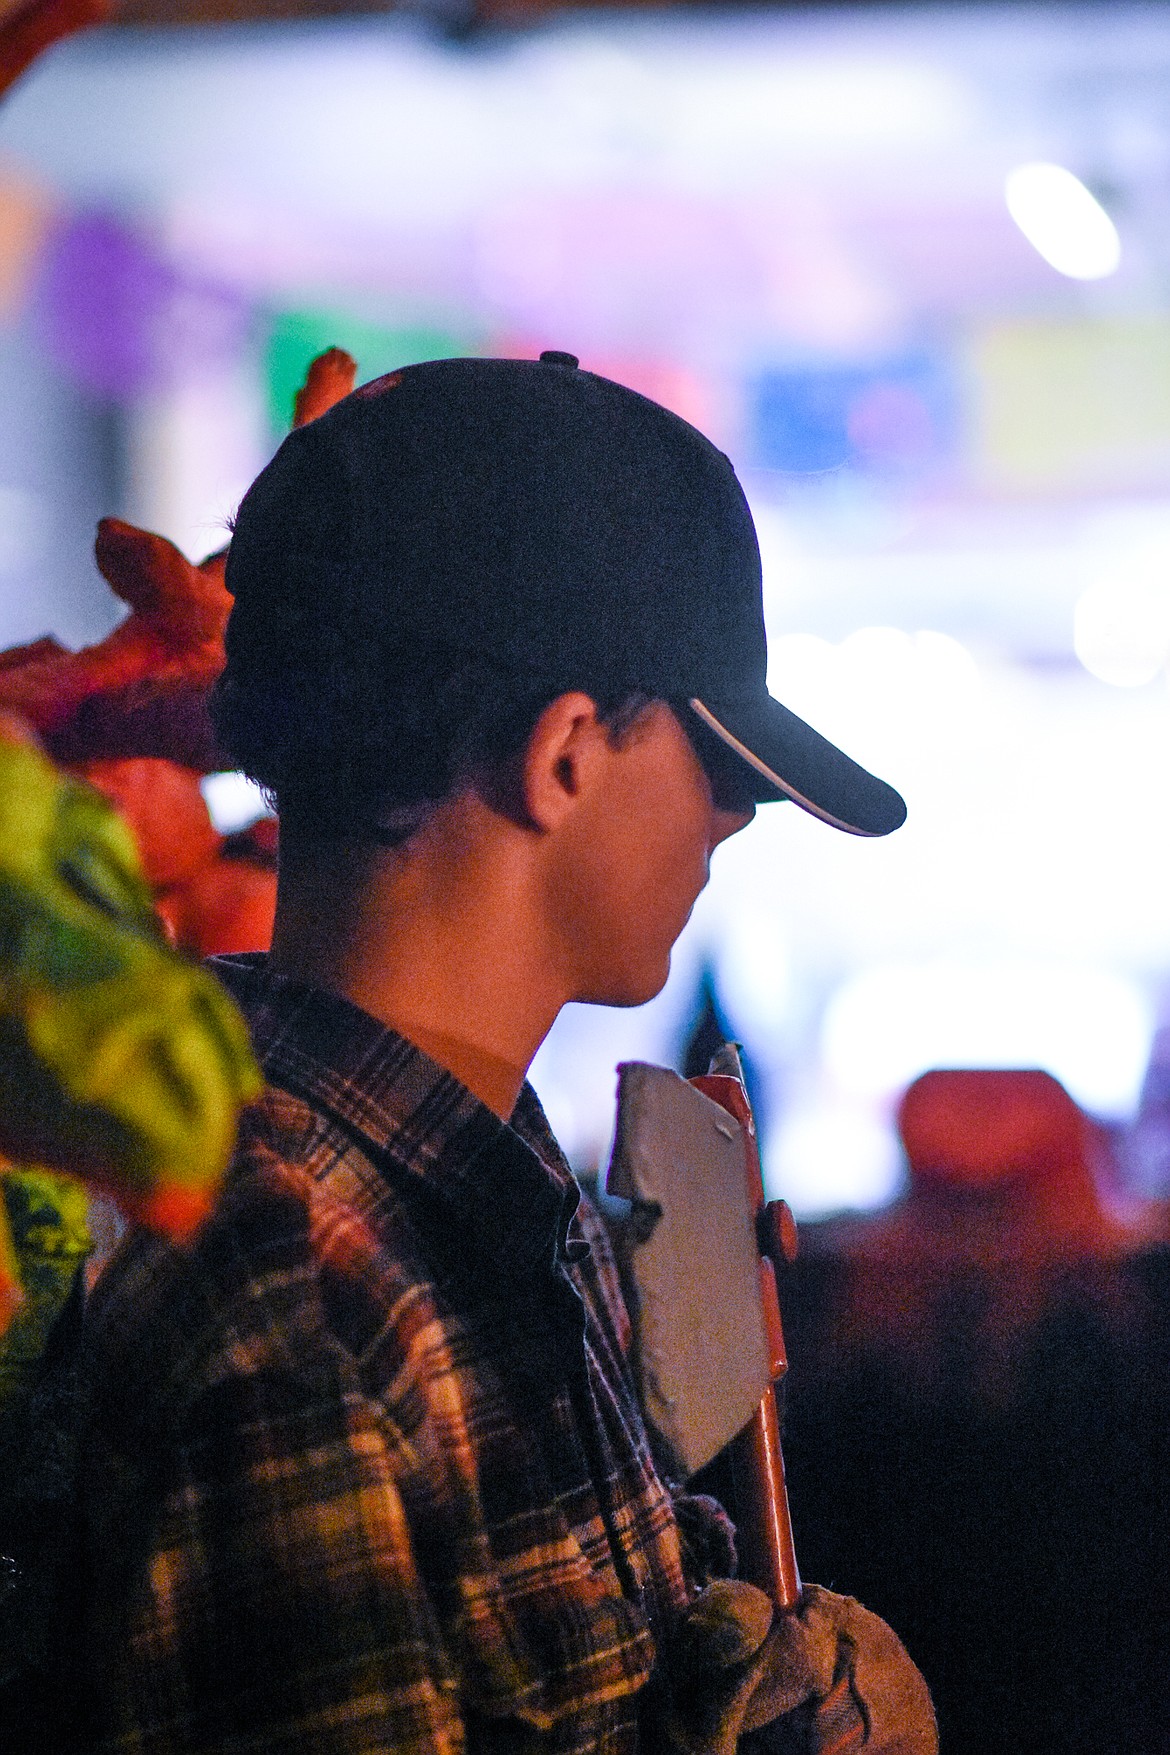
[749,350,958,479]
[36,211,247,400]
[971,317,1170,495]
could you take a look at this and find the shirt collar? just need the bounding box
[210,954,582,1285]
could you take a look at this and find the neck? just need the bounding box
[268,800,566,1121]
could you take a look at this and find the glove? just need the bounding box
[660,1578,937,1755]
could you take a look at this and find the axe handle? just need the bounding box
[727,1387,802,1611]
[691,1073,803,1614]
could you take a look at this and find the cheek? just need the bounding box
[549,826,699,1005]
[645,828,708,924]
[606,817,710,969]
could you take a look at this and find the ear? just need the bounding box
[521,692,612,832]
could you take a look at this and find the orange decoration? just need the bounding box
[0,1258,21,1329]
[0,347,358,961]
[155,858,277,959]
[72,757,221,891]
[293,347,357,428]
[132,1181,216,1242]
[0,520,232,769]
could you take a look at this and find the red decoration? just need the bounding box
[897,1067,1087,1191]
[0,0,109,103]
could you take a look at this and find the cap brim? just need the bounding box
[688,696,907,837]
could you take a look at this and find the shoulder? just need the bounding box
[81,1081,448,1446]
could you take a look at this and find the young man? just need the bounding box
[76,353,934,1753]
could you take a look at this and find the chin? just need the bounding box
[582,956,672,1010]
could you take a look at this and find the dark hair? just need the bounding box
[210,647,655,846]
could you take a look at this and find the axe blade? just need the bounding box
[606,1061,772,1478]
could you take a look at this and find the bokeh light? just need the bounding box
[1074,567,1170,687]
[822,960,1152,1118]
[1005,161,1121,281]
[2,7,1170,1217]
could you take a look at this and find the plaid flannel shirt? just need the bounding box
[77,955,735,1755]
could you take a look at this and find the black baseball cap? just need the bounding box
[224,351,905,837]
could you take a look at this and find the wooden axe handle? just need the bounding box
[691,1071,802,1613]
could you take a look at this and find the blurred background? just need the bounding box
[7,8,1170,1752]
[4,0,1170,1216]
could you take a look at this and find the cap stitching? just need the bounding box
[688,698,877,838]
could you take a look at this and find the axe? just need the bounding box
[606,1045,802,1611]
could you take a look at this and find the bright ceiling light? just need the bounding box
[1004,161,1121,280]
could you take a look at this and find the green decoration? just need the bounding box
[0,737,262,1242]
[265,310,480,432]
[0,1170,91,1414]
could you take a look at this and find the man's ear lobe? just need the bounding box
[522,692,605,831]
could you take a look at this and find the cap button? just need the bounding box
[539,350,579,369]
